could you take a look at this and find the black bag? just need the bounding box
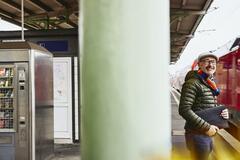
[195,105,229,129]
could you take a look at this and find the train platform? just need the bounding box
[51,144,81,160]
[171,88,191,159]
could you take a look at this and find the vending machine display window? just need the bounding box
[0,66,14,131]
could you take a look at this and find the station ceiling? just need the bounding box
[0,0,78,30]
[0,0,213,63]
[170,0,213,63]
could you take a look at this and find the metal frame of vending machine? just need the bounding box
[0,41,54,160]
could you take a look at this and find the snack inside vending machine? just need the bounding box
[0,41,53,160]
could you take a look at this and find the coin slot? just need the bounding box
[20,85,24,90]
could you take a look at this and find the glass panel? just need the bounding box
[0,66,14,131]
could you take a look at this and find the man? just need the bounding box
[178,52,229,160]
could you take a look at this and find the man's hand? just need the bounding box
[205,125,219,136]
[221,109,229,119]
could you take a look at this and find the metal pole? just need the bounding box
[21,0,24,41]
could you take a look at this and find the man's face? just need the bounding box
[198,56,217,75]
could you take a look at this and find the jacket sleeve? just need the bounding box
[178,80,211,132]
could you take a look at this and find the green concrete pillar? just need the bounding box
[79,0,170,160]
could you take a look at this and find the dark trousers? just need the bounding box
[185,132,213,160]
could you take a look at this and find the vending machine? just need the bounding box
[0,41,53,160]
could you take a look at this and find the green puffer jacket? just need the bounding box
[179,70,218,132]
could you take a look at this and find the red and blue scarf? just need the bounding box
[197,69,220,96]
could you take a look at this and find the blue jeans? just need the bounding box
[185,132,213,160]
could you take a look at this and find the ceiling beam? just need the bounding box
[56,0,79,9]
[56,0,68,7]
[23,6,78,20]
[171,37,190,43]
[171,32,194,38]
[181,0,188,6]
[67,20,78,28]
[171,9,207,16]
[0,7,38,30]
[28,0,53,11]
[171,44,185,49]
[1,0,34,15]
[0,14,37,30]
[0,8,14,18]
[176,17,182,32]
[171,52,181,58]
